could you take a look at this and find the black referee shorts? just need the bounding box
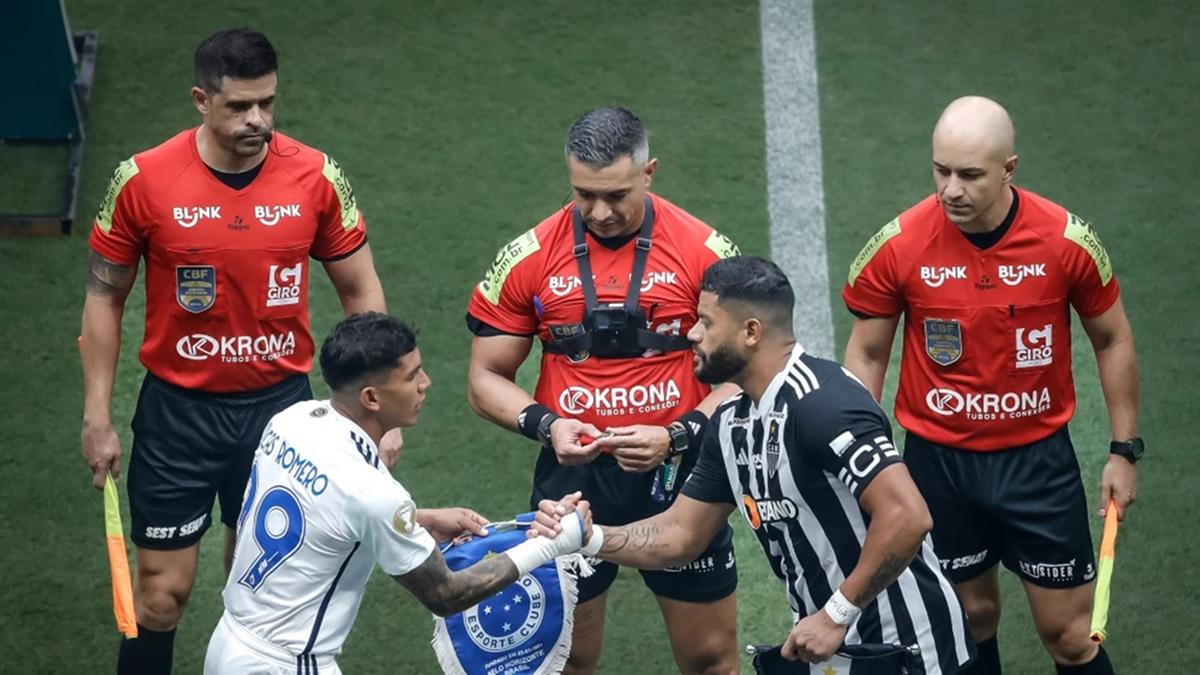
[531,449,738,604]
[127,372,312,550]
[904,426,1096,589]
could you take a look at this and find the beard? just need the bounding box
[695,342,747,385]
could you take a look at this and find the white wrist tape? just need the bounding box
[503,511,584,576]
[823,589,862,626]
[580,524,603,556]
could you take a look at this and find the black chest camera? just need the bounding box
[541,198,691,360]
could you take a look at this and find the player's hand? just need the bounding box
[81,421,121,490]
[417,507,490,543]
[528,492,586,539]
[379,427,404,469]
[1098,454,1138,521]
[781,610,849,664]
[549,418,605,465]
[595,425,670,473]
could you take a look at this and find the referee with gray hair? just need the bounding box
[535,256,975,673]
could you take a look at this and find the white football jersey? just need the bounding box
[221,399,436,660]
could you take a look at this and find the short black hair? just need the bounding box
[319,313,417,391]
[701,256,795,328]
[564,107,649,168]
[195,28,278,94]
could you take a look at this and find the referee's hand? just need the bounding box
[549,419,605,465]
[81,421,121,490]
[1099,454,1138,521]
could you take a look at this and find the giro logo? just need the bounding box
[999,263,1047,286]
[557,380,682,416]
[925,388,965,416]
[920,265,968,287]
[1015,324,1053,368]
[255,204,301,226]
[266,262,303,307]
[172,205,221,228]
[176,331,297,363]
[925,386,1052,421]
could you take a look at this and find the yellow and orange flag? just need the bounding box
[104,473,138,638]
[1089,499,1120,643]
[79,335,137,638]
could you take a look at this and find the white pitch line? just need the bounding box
[760,0,836,359]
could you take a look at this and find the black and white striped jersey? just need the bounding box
[682,346,974,674]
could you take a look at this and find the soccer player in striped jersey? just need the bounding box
[535,256,975,673]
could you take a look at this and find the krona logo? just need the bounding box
[920,265,967,288]
[255,204,302,226]
[175,331,296,362]
[999,263,1047,286]
[172,206,221,228]
[925,386,1051,418]
[558,380,681,415]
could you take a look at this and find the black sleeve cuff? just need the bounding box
[312,236,368,262]
[465,313,534,338]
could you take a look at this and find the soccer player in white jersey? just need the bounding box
[206,312,588,674]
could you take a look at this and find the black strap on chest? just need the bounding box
[540,197,692,358]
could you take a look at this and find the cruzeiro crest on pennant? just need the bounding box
[176,265,216,313]
[924,318,962,366]
[462,574,545,653]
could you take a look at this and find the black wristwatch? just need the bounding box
[1109,437,1144,464]
[536,412,560,447]
[666,422,690,457]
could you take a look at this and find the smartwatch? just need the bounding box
[1109,437,1144,464]
[536,412,560,447]
[667,422,690,457]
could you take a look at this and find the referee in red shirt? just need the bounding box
[81,29,387,674]
[466,107,742,674]
[842,96,1140,675]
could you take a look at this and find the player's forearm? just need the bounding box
[838,503,930,608]
[435,556,521,617]
[80,294,126,426]
[466,367,536,433]
[595,514,698,570]
[1094,337,1140,441]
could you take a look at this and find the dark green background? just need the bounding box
[0,0,1194,671]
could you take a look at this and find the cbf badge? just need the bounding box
[924,318,962,366]
[176,266,215,313]
[433,514,585,674]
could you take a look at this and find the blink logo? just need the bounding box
[172,206,221,228]
[255,204,302,226]
[999,263,1047,286]
[920,265,968,287]
[1015,324,1053,368]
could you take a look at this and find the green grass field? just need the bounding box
[1,0,1196,672]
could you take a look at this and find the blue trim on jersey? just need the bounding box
[301,541,362,659]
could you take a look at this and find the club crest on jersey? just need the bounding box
[176,266,215,313]
[765,418,782,478]
[924,318,962,366]
[548,323,589,363]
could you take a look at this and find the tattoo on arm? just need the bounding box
[85,251,136,297]
[601,523,670,554]
[395,547,518,617]
[853,553,910,607]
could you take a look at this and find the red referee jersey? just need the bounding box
[842,188,1120,451]
[467,193,739,429]
[89,128,367,393]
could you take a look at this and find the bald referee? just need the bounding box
[535,257,974,674]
